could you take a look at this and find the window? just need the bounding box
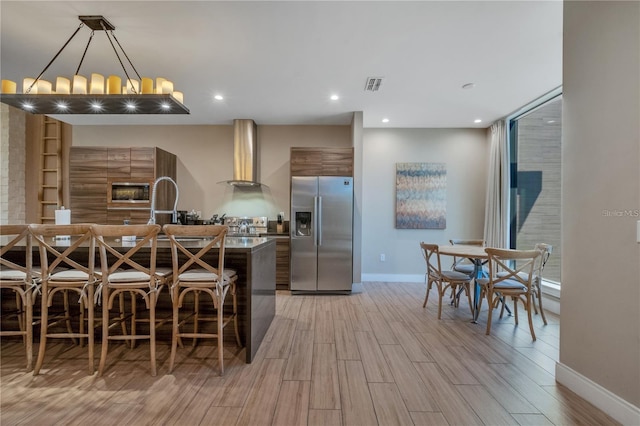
[509,93,562,284]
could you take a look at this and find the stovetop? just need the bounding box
[225,216,268,236]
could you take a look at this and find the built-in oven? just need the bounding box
[108,181,152,206]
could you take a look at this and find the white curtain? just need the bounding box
[483,120,509,248]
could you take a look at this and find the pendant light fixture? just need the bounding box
[0,15,189,115]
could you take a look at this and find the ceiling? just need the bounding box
[0,1,563,128]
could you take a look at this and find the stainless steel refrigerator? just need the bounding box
[290,176,353,293]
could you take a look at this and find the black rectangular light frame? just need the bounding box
[0,93,190,114]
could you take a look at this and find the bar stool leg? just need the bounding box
[149,290,157,377]
[25,290,33,370]
[217,301,224,375]
[130,292,137,349]
[87,285,95,374]
[192,291,200,347]
[98,287,110,377]
[168,290,180,373]
[33,292,49,376]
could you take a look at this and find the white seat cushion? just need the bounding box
[109,270,152,283]
[179,268,236,283]
[50,269,89,281]
[0,269,27,281]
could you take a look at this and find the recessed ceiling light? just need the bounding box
[462,83,475,90]
[474,119,482,123]
[214,95,224,101]
[382,118,389,123]
[330,94,339,101]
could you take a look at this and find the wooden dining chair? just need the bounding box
[420,242,474,319]
[92,224,170,376]
[494,243,552,325]
[29,224,98,375]
[483,247,541,341]
[530,243,552,325]
[163,224,241,375]
[449,239,486,276]
[1,224,37,370]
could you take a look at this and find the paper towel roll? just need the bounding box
[55,207,71,239]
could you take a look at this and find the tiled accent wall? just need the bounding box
[0,104,26,225]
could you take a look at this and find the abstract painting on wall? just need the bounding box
[396,162,446,229]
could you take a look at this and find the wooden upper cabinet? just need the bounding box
[69,146,176,225]
[130,147,155,179]
[107,148,131,178]
[290,147,353,177]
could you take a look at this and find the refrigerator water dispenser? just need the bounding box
[295,212,312,236]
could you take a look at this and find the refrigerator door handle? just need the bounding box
[317,195,322,246]
[313,196,319,246]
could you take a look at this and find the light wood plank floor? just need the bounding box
[1,282,619,425]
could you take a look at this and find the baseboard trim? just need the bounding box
[556,362,640,425]
[361,273,423,283]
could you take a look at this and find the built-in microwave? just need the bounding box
[108,181,151,205]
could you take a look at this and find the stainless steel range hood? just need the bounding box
[219,119,266,187]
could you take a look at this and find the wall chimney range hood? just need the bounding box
[219,119,266,188]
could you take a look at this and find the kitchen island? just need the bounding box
[1,235,276,364]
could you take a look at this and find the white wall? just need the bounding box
[361,128,488,281]
[560,0,640,421]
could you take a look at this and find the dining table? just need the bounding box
[437,244,494,323]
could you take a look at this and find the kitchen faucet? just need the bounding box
[148,176,179,224]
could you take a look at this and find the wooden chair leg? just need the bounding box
[422,276,431,308]
[436,283,444,319]
[25,290,33,371]
[217,302,224,375]
[98,288,110,377]
[485,291,495,336]
[232,289,241,347]
[513,297,519,325]
[63,290,77,345]
[168,291,180,373]
[33,293,49,376]
[192,290,200,347]
[87,285,94,375]
[15,292,24,338]
[526,295,536,341]
[118,292,128,346]
[130,292,137,349]
[149,291,157,377]
[79,296,86,348]
[538,290,548,325]
[465,284,474,317]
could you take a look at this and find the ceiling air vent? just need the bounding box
[364,77,383,92]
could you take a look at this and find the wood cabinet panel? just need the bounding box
[107,209,150,225]
[107,148,131,178]
[69,147,107,177]
[290,147,353,177]
[275,237,290,289]
[130,147,155,179]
